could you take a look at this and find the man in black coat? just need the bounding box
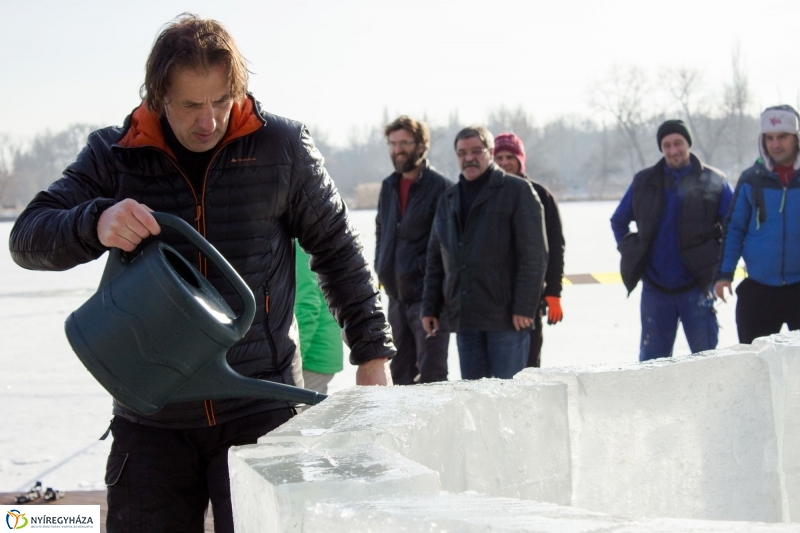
[9,14,393,533]
[494,133,565,368]
[375,116,453,384]
[421,126,548,379]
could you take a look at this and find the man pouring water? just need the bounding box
[9,13,394,533]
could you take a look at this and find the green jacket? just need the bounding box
[294,246,344,374]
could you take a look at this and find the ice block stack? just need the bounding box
[515,347,782,521]
[303,494,800,533]
[752,333,800,522]
[229,331,800,531]
[230,379,572,532]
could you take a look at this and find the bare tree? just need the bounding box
[662,67,721,164]
[0,134,17,207]
[723,43,753,176]
[487,105,536,140]
[12,123,98,204]
[591,66,651,170]
[581,121,625,198]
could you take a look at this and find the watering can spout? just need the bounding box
[173,356,327,406]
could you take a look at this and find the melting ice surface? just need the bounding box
[229,332,800,532]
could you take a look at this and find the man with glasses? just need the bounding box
[421,126,548,379]
[376,116,453,384]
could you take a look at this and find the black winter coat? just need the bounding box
[421,165,548,331]
[9,96,394,428]
[527,179,564,298]
[375,161,453,304]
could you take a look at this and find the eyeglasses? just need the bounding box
[456,148,488,159]
[387,140,417,150]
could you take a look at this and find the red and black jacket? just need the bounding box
[10,95,394,428]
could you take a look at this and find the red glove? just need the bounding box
[544,296,563,325]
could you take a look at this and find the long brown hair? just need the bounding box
[140,13,250,113]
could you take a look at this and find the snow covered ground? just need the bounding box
[0,201,742,493]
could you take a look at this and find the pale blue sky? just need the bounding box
[1,0,798,146]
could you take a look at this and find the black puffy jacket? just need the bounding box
[375,160,452,304]
[9,95,394,428]
[421,165,548,331]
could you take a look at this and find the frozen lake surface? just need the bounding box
[0,201,741,492]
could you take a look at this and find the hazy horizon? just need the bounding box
[2,0,799,148]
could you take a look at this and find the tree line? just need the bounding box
[0,51,773,212]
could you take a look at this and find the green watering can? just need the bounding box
[65,212,325,416]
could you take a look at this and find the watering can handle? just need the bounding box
[98,212,255,337]
[151,212,256,337]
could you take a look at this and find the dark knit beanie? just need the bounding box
[657,120,692,151]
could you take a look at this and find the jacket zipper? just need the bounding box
[151,142,236,426]
[263,283,281,375]
[782,185,787,285]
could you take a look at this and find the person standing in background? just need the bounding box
[715,105,800,343]
[376,116,453,384]
[611,120,732,361]
[493,133,565,367]
[295,244,344,395]
[422,126,548,379]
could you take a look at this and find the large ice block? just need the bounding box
[515,348,782,521]
[611,517,800,532]
[753,331,800,522]
[302,493,631,533]
[267,380,572,503]
[228,440,440,533]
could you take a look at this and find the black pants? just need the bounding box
[527,313,544,368]
[105,408,294,533]
[736,278,800,344]
[388,298,449,384]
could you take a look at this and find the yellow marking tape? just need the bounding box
[563,267,746,285]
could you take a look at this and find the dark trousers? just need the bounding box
[735,278,800,344]
[105,408,294,533]
[527,313,544,368]
[388,298,449,384]
[457,329,530,379]
[639,281,718,362]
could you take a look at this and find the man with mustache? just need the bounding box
[421,126,548,379]
[715,105,800,343]
[375,116,453,384]
[611,120,732,361]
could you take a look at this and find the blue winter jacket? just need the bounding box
[718,159,800,286]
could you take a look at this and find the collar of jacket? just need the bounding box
[648,152,704,186]
[114,94,265,157]
[749,158,800,185]
[446,163,506,207]
[449,163,505,191]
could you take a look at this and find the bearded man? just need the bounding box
[375,116,453,384]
